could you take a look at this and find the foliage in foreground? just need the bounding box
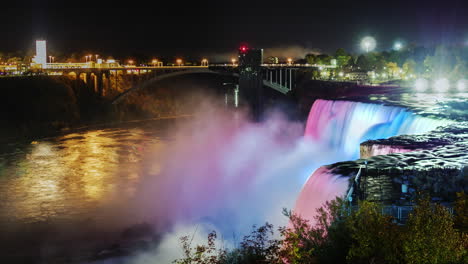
[174,195,467,264]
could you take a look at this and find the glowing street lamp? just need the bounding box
[231,58,236,65]
[434,78,450,93]
[287,58,293,65]
[176,59,183,66]
[415,78,428,92]
[361,36,376,53]
[394,42,403,51]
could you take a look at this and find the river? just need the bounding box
[0,118,186,262]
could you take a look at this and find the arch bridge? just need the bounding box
[43,64,315,104]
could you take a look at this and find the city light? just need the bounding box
[415,78,428,92]
[176,59,183,66]
[457,79,466,92]
[394,42,403,51]
[231,58,236,65]
[434,78,450,92]
[128,60,134,65]
[287,58,293,64]
[361,36,376,53]
[239,45,248,54]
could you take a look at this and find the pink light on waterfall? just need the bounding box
[295,99,447,223]
[293,167,349,225]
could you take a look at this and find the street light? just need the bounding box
[394,42,403,51]
[434,78,450,93]
[231,58,236,66]
[361,36,376,53]
[287,58,293,65]
[415,78,428,92]
[176,59,182,66]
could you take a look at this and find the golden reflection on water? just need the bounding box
[0,126,166,224]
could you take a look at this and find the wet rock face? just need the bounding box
[360,122,467,158]
[330,122,468,203]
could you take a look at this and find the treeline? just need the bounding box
[174,193,467,264]
[304,45,468,80]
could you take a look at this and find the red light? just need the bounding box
[239,45,248,53]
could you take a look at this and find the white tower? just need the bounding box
[33,40,47,68]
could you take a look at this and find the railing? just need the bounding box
[347,205,454,224]
[345,165,363,203]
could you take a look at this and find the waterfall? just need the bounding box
[304,99,448,158]
[295,99,448,222]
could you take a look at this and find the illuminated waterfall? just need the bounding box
[295,99,448,222]
[137,99,448,251]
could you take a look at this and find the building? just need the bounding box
[31,40,47,69]
[238,46,264,120]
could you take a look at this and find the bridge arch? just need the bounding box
[112,68,233,104]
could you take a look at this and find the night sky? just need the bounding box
[2,0,468,60]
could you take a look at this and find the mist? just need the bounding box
[87,96,356,264]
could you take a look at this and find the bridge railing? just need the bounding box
[346,204,454,224]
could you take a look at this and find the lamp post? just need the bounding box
[361,36,376,53]
[394,42,403,51]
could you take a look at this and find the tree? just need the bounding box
[346,201,403,264]
[316,54,332,65]
[305,54,317,65]
[335,48,351,68]
[423,55,434,77]
[279,198,351,264]
[356,55,370,71]
[173,231,227,264]
[403,196,466,264]
[450,56,468,80]
[232,223,280,264]
[454,191,468,232]
[386,62,400,78]
[403,59,416,76]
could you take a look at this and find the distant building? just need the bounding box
[346,71,370,83]
[267,56,279,64]
[31,40,47,69]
